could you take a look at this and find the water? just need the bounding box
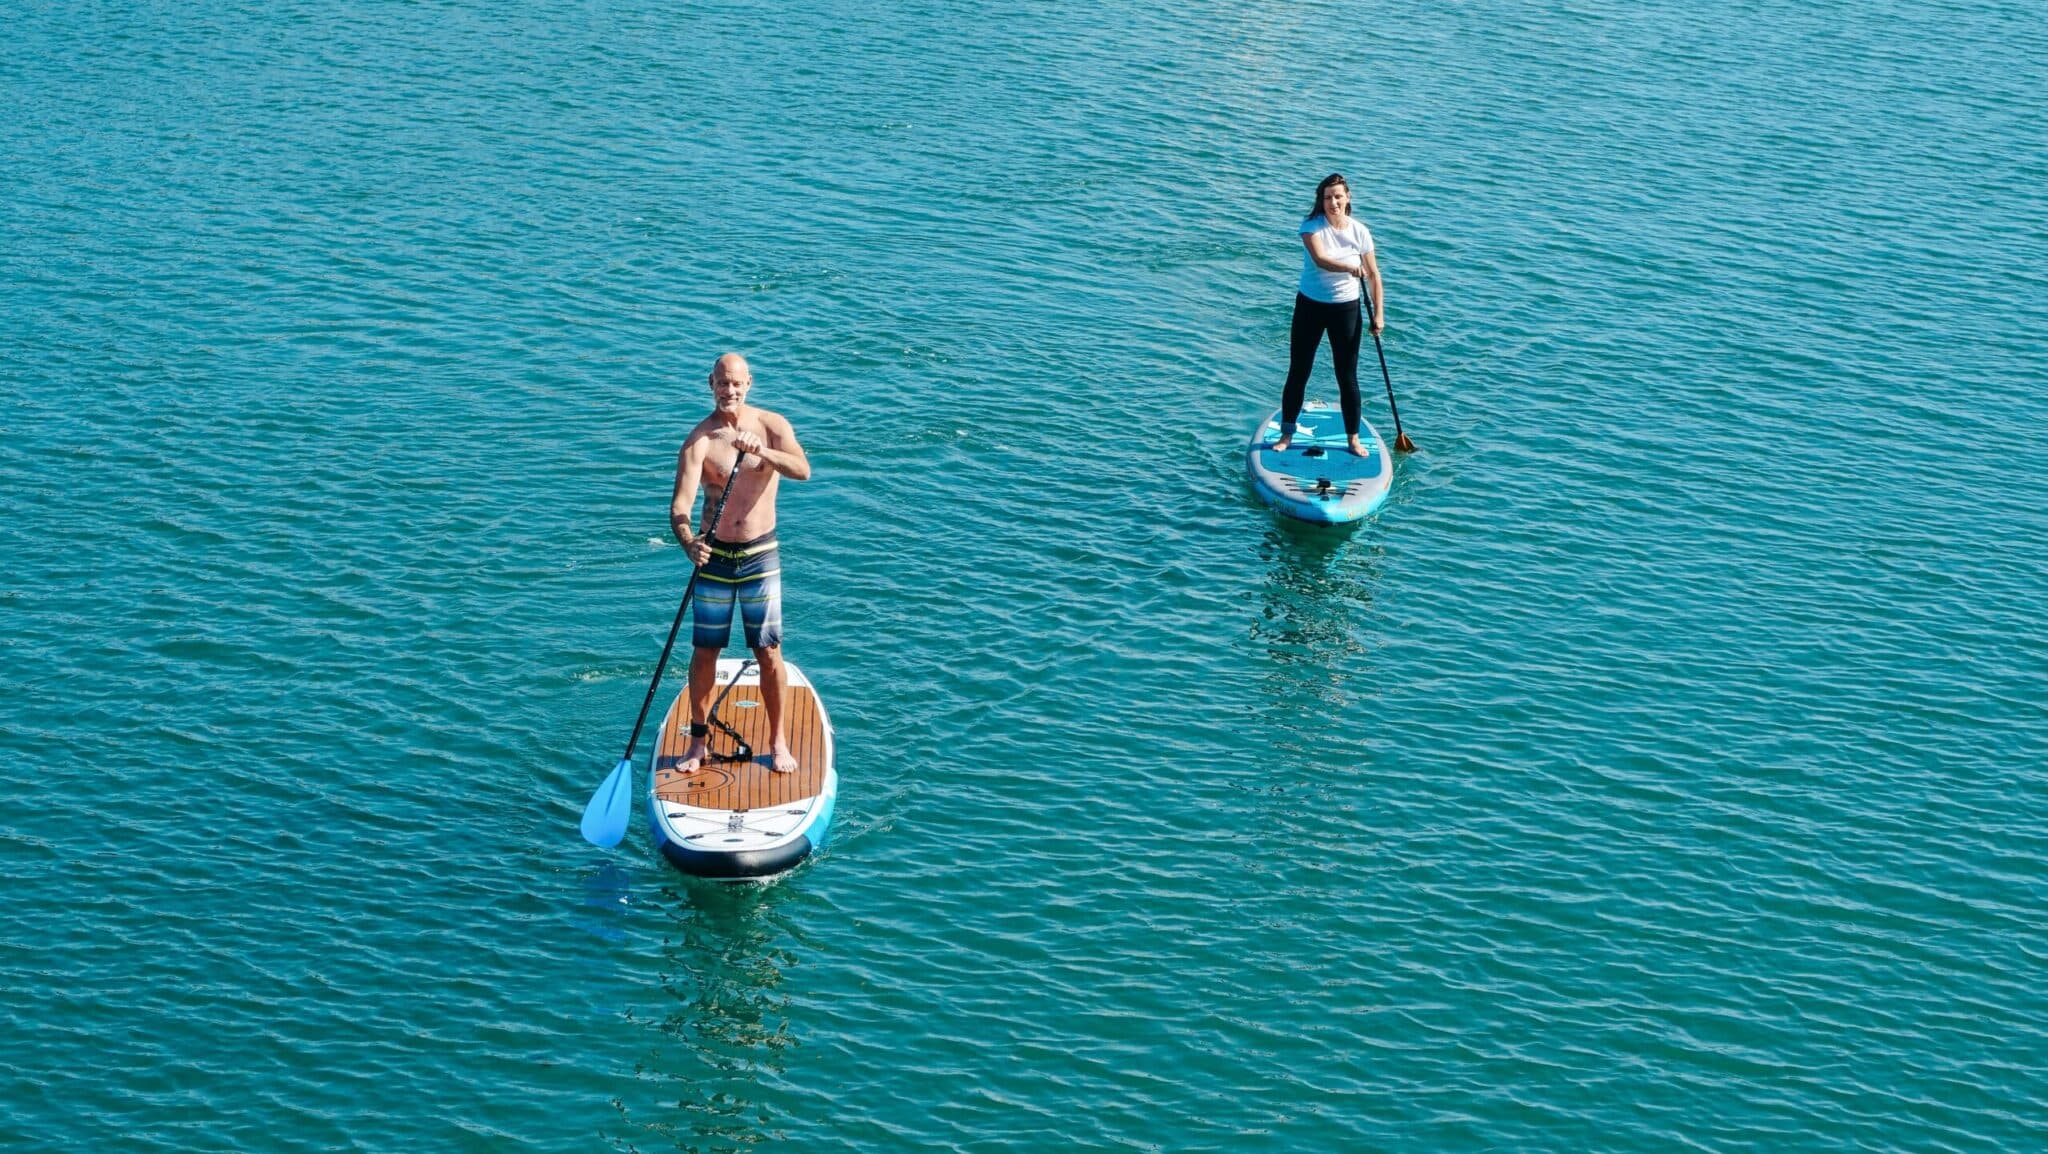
[5,1,2045,1149]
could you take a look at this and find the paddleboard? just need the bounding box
[1245,400,1393,524]
[645,657,837,881]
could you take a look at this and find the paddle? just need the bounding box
[580,449,748,847]
[1364,284,1417,453]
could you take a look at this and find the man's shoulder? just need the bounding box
[679,415,723,451]
[749,407,797,434]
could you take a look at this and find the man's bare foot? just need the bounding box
[768,742,799,774]
[675,740,707,775]
[1347,437,1367,457]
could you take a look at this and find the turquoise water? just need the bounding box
[6,1,2046,1149]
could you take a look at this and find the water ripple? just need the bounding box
[5,0,2046,1151]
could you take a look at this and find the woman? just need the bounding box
[1273,172,1383,456]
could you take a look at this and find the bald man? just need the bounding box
[669,353,812,774]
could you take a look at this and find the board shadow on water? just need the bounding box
[606,880,804,1154]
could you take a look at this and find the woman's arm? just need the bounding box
[1301,232,1364,275]
[1362,249,1385,334]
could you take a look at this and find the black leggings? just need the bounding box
[1281,292,1363,437]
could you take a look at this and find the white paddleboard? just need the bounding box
[645,657,837,881]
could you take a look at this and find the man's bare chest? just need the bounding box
[702,444,770,489]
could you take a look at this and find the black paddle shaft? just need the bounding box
[1362,285,1412,448]
[1371,331,1407,440]
[616,449,748,764]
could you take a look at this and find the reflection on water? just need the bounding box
[1237,516,1390,844]
[1252,519,1383,712]
[611,881,801,1154]
[576,862,633,944]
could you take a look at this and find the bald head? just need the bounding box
[709,353,751,385]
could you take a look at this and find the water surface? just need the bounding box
[4,1,2045,1149]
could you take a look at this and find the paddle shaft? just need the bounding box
[616,450,747,765]
[1370,330,1407,441]
[1362,283,1414,450]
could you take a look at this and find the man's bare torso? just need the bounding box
[684,409,785,541]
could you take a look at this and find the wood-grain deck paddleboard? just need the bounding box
[645,657,836,880]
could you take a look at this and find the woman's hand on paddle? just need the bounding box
[1369,312,1384,336]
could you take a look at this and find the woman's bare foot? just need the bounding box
[768,742,799,774]
[1347,437,1367,457]
[1272,435,1292,452]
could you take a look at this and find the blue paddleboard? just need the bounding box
[1245,400,1393,524]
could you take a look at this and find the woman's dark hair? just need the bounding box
[1307,173,1349,220]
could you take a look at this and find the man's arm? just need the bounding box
[669,437,712,563]
[726,414,811,481]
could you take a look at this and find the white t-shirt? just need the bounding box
[1296,214,1374,304]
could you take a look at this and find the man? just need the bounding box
[669,353,811,774]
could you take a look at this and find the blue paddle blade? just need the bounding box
[580,758,635,847]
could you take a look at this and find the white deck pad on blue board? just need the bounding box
[1245,401,1394,524]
